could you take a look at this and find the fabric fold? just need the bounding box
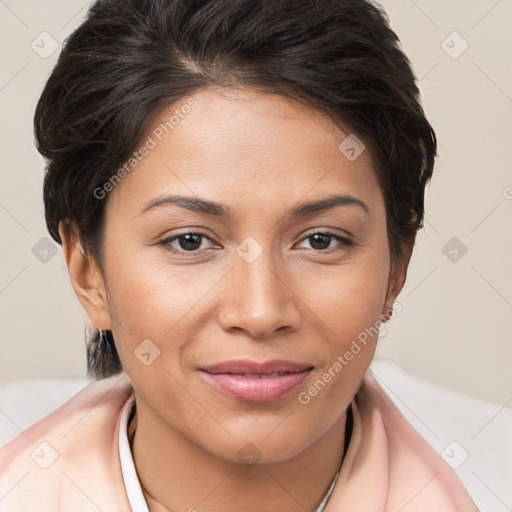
[325,378,391,511]
[0,371,479,511]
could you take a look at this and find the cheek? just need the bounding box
[300,255,388,344]
[103,249,226,355]
[299,269,386,411]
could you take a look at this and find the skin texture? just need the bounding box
[61,87,413,511]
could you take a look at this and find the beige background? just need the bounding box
[0,0,511,406]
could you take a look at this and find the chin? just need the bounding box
[195,422,316,466]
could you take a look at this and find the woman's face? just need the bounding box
[71,87,409,464]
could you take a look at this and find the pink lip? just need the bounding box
[200,359,314,402]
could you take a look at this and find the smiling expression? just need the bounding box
[68,86,408,464]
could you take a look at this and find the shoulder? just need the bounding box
[0,373,134,511]
[356,372,478,511]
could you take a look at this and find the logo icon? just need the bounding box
[31,32,59,59]
[32,237,58,263]
[236,442,263,467]
[236,237,263,264]
[441,31,469,59]
[31,441,59,469]
[134,338,161,366]
[442,237,468,263]
[338,134,366,161]
[441,441,469,469]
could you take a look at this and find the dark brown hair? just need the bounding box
[34,0,437,379]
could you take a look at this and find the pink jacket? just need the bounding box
[0,372,479,511]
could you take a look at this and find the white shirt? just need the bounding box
[118,400,339,512]
[119,400,149,512]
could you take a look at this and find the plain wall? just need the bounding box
[0,0,511,405]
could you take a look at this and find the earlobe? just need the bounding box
[382,236,416,320]
[59,220,112,331]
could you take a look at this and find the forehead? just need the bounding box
[107,87,383,219]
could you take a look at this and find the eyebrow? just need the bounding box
[137,193,371,219]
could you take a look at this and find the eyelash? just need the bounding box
[158,230,354,257]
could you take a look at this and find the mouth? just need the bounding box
[199,359,314,402]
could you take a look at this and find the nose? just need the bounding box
[217,246,302,339]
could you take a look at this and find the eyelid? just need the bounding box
[158,228,354,256]
[294,230,354,252]
[300,227,354,240]
[159,231,217,254]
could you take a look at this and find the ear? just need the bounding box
[59,221,112,331]
[382,235,415,320]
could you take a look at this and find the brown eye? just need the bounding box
[308,233,332,250]
[297,231,353,252]
[159,232,214,254]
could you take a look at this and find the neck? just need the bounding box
[129,400,349,512]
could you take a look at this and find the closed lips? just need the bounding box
[201,359,314,375]
[200,360,314,402]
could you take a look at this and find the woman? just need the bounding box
[0,0,478,510]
